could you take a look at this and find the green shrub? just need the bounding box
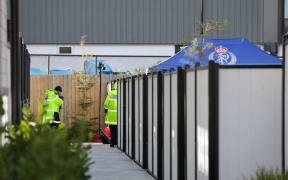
[0,103,93,180]
[248,168,288,180]
[0,95,4,117]
[68,115,94,142]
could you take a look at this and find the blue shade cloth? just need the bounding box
[50,69,71,75]
[155,38,282,71]
[30,68,48,75]
[84,59,114,74]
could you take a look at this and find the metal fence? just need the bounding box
[116,61,283,180]
[11,37,31,124]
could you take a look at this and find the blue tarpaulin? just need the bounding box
[30,68,48,75]
[84,59,114,74]
[155,38,282,71]
[50,69,71,75]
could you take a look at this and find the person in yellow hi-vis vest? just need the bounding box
[104,82,117,147]
[43,86,64,128]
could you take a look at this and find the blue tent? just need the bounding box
[84,59,114,74]
[155,38,282,71]
[50,69,71,75]
[30,68,48,75]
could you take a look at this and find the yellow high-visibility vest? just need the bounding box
[104,83,117,125]
[43,90,63,123]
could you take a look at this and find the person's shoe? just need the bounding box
[110,144,114,148]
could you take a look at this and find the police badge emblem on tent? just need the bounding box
[208,46,237,65]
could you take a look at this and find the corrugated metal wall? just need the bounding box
[19,0,201,44]
[204,0,281,44]
[204,0,264,43]
[19,0,281,44]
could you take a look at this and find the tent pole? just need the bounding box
[99,63,102,130]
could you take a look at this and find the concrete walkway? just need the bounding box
[87,144,154,180]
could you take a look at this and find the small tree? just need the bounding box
[72,36,97,141]
[183,18,228,65]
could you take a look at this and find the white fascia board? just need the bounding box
[27,44,59,54]
[27,44,175,57]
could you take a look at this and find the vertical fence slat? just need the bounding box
[177,67,186,180]
[157,72,163,180]
[139,77,143,166]
[163,73,171,180]
[126,79,129,154]
[143,75,148,169]
[196,67,209,180]
[148,75,153,173]
[120,79,124,150]
[208,61,219,180]
[186,69,196,180]
[135,77,140,163]
[128,78,133,157]
[131,77,135,159]
[123,79,127,152]
[117,80,121,148]
[153,74,159,178]
[171,72,178,180]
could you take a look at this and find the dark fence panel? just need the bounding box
[131,77,135,159]
[142,75,148,169]
[117,80,121,148]
[177,67,186,180]
[125,79,129,154]
[120,79,123,150]
[11,0,21,124]
[11,36,31,124]
[139,77,144,166]
[21,42,31,105]
[157,72,164,180]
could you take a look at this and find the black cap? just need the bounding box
[54,86,62,92]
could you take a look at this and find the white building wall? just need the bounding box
[0,0,11,145]
[27,44,175,73]
[27,44,175,56]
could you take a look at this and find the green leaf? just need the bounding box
[0,95,5,117]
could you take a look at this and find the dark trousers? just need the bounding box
[109,125,118,146]
[50,112,61,128]
[50,123,59,128]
